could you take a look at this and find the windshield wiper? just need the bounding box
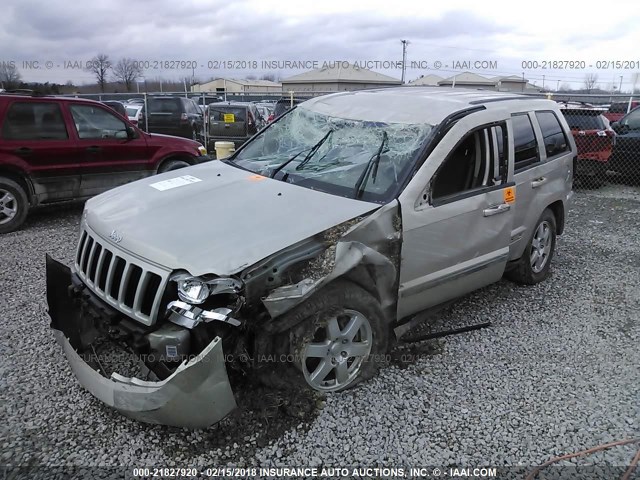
[268,148,310,178]
[295,129,334,171]
[353,131,388,199]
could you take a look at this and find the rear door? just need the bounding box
[509,111,573,261]
[0,100,81,202]
[67,103,152,197]
[207,105,248,139]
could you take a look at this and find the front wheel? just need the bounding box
[157,159,191,173]
[273,281,388,393]
[0,177,29,234]
[506,208,557,285]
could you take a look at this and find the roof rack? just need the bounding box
[0,89,50,97]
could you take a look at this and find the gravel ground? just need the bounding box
[0,185,638,477]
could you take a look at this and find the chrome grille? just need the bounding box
[75,227,169,326]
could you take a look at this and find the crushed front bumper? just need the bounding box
[45,255,237,428]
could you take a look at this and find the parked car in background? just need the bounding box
[46,88,574,428]
[125,104,144,127]
[604,101,640,122]
[268,97,304,122]
[559,104,615,186]
[0,92,211,233]
[145,96,204,142]
[610,106,640,179]
[101,101,127,118]
[205,101,264,151]
[255,103,273,123]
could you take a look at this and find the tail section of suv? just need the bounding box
[205,102,264,151]
[559,105,615,185]
[144,96,204,141]
[0,93,211,233]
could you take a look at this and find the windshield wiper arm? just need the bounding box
[295,129,334,171]
[353,131,388,199]
[269,148,310,179]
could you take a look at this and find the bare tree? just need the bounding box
[583,73,598,93]
[245,74,257,80]
[260,73,276,82]
[86,54,112,93]
[0,62,22,89]
[112,58,143,92]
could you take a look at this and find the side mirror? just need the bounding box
[126,125,137,139]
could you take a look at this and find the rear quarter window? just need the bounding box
[535,111,570,158]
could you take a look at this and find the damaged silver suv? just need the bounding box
[46,88,576,428]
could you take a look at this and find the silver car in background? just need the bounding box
[46,87,575,428]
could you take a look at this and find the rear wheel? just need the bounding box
[0,177,29,234]
[506,208,557,285]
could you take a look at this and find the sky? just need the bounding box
[2,0,640,91]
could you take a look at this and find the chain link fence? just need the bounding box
[61,90,640,187]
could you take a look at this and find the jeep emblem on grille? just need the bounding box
[109,230,123,244]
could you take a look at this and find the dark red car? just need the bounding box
[0,93,211,233]
[559,106,615,186]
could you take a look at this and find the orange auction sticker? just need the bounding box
[248,174,266,181]
[504,186,516,204]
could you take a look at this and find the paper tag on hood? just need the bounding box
[150,175,202,191]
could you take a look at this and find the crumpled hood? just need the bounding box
[84,161,379,276]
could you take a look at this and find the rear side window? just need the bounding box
[535,111,569,158]
[1,102,68,140]
[511,114,539,170]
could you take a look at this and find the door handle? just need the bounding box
[14,147,33,156]
[531,177,547,188]
[86,146,102,153]
[483,203,511,217]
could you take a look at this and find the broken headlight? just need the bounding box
[170,273,243,305]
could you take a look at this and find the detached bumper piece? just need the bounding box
[45,255,237,428]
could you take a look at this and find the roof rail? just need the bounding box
[0,89,50,97]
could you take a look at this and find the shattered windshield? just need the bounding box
[230,106,433,202]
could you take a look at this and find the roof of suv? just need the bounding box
[0,93,105,106]
[300,87,556,124]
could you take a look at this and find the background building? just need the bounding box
[191,78,282,94]
[281,63,402,92]
[407,74,444,86]
[436,72,542,92]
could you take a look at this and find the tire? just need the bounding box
[0,177,29,234]
[158,159,191,173]
[506,208,557,285]
[265,280,388,393]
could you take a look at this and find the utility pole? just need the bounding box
[521,72,525,92]
[542,75,545,90]
[400,39,409,84]
[619,75,623,93]
[556,79,560,92]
